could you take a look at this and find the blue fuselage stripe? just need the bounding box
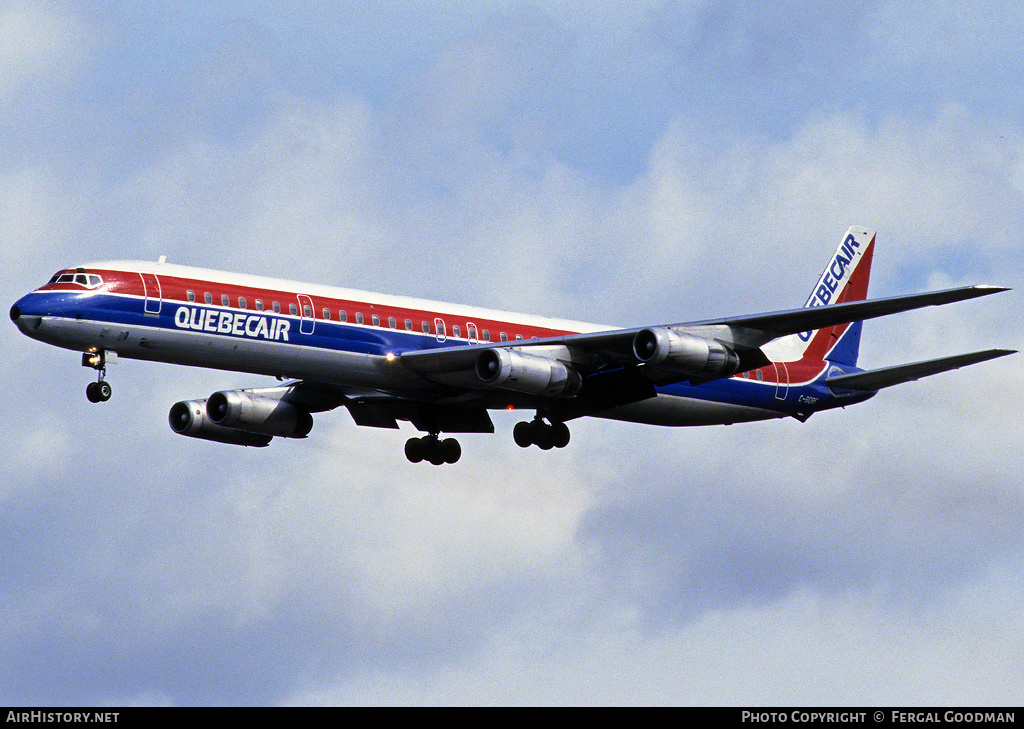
[15,290,872,417]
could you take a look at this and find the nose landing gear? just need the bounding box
[82,350,113,403]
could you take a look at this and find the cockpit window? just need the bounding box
[48,272,103,288]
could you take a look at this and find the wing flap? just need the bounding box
[825,349,1016,391]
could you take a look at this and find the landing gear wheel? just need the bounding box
[87,380,112,403]
[513,421,533,448]
[440,438,461,464]
[513,417,570,450]
[551,421,570,449]
[405,436,427,463]
[406,435,462,465]
[427,448,446,466]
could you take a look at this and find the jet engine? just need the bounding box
[632,328,741,377]
[206,390,313,438]
[168,399,273,447]
[476,348,582,397]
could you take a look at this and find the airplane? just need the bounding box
[10,226,1015,464]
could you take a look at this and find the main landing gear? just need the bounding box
[405,434,462,465]
[403,415,570,464]
[82,351,112,403]
[513,416,570,450]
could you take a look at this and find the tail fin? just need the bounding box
[787,226,875,365]
[761,227,875,363]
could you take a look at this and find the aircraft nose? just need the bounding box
[10,297,43,332]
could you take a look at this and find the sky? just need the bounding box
[2,0,1023,706]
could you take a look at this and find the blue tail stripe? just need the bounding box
[826,320,862,366]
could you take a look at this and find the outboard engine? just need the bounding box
[168,400,273,447]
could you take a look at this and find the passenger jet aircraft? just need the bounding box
[10,227,1015,464]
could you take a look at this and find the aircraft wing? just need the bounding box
[824,349,1016,391]
[400,285,1010,381]
[657,284,1009,351]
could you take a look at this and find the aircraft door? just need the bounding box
[140,273,162,316]
[774,362,789,400]
[298,295,315,335]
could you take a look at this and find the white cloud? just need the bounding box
[289,568,1024,705]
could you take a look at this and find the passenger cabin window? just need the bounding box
[356,312,364,324]
[452,325,461,338]
[303,304,311,318]
[405,319,413,331]
[388,316,396,329]
[339,310,347,322]
[482,329,491,342]
[500,332,508,342]
[239,297,247,309]
[515,334,524,341]
[372,314,380,327]
[323,308,331,320]
[289,303,298,315]
[255,299,264,311]
[422,321,430,334]
[221,294,229,307]
[187,290,196,302]
[205,292,213,304]
[272,301,281,313]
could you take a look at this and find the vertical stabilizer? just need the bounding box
[766,226,875,365]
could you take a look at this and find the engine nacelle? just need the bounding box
[168,400,273,447]
[206,390,313,438]
[632,328,741,377]
[476,348,582,397]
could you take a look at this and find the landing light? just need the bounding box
[386,352,396,362]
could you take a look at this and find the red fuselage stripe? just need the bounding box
[42,268,574,342]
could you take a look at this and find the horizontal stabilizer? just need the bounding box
[825,349,1016,391]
